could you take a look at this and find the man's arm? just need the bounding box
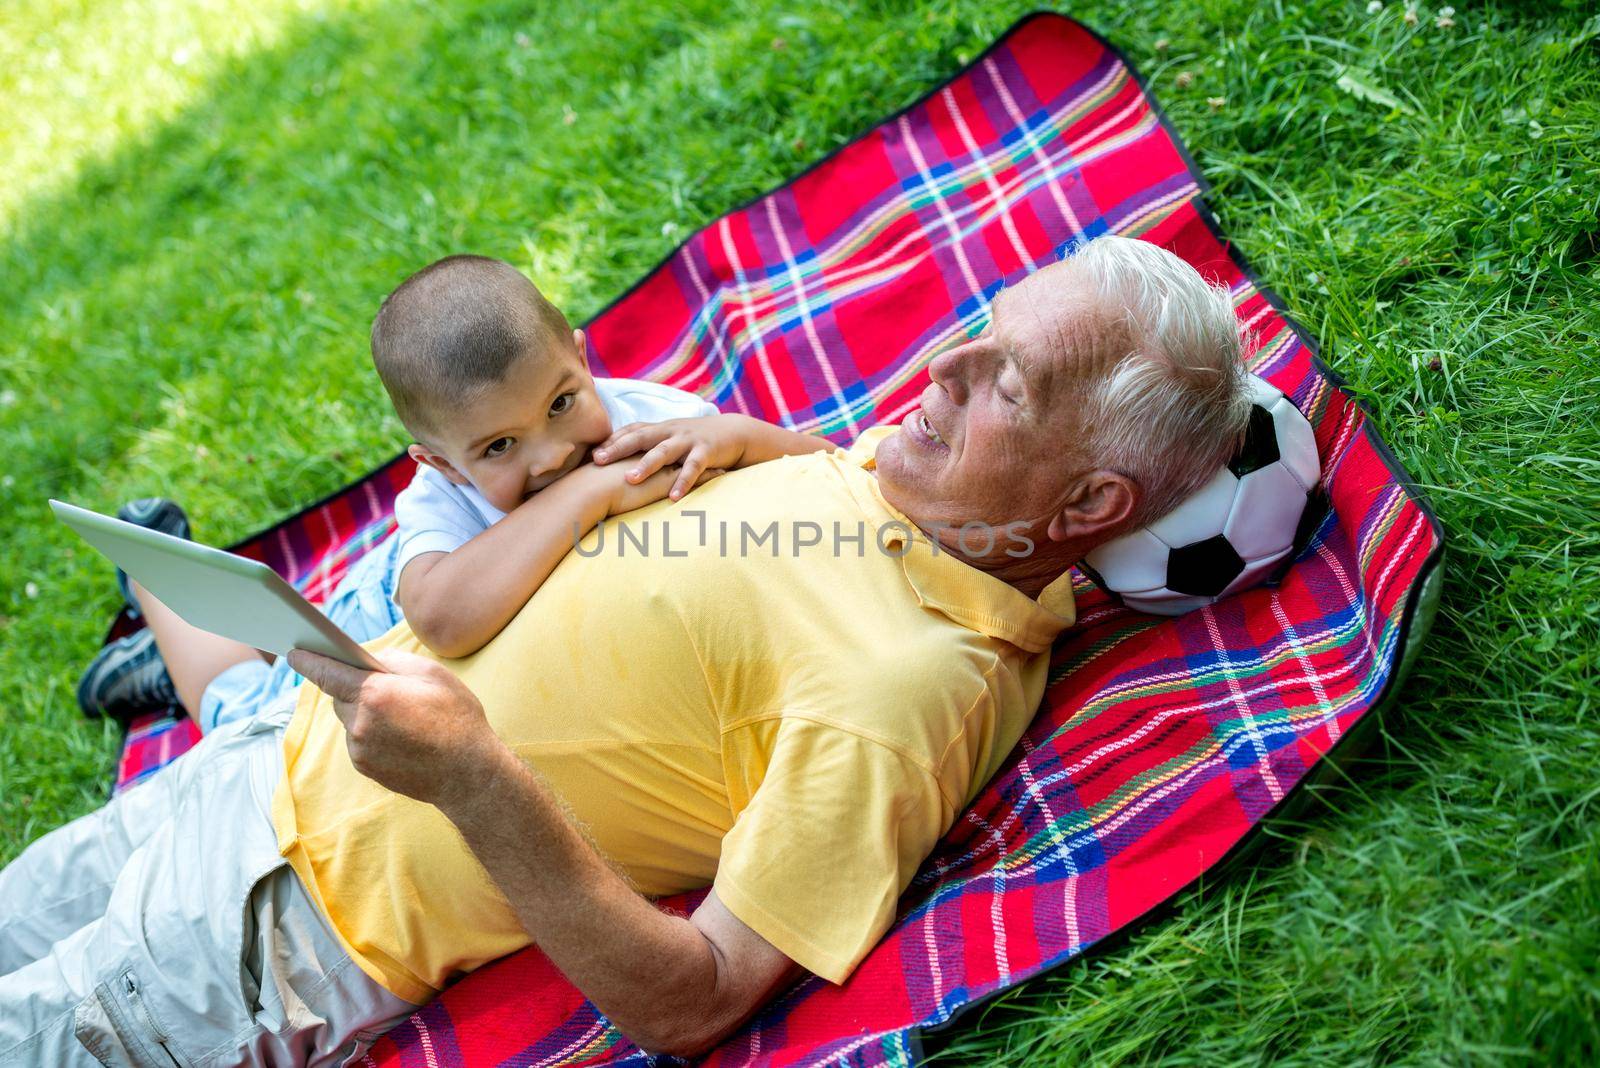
[287,649,802,1057]
[395,462,681,659]
[440,748,802,1053]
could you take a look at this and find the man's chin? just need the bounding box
[873,425,907,474]
[870,429,924,506]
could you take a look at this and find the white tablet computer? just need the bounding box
[51,500,385,672]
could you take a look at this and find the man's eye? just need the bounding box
[484,437,514,457]
[549,392,576,416]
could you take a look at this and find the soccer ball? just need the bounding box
[1080,374,1321,615]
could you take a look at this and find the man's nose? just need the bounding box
[928,346,970,405]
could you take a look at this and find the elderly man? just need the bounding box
[0,237,1252,1065]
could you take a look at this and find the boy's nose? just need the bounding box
[531,441,576,481]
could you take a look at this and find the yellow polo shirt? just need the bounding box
[271,427,1074,1001]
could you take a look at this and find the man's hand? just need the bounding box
[286,648,508,809]
[592,414,752,500]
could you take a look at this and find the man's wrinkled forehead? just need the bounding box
[988,263,1129,395]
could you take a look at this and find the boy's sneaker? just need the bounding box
[114,498,191,618]
[76,628,179,723]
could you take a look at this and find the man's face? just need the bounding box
[874,262,1122,536]
[411,331,613,515]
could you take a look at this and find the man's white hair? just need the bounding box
[1067,235,1254,529]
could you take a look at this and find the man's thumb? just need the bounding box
[288,648,368,702]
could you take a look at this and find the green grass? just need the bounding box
[2,0,1597,1062]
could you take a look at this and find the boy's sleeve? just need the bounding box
[598,378,720,423]
[392,466,493,579]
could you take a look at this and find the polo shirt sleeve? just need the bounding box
[713,716,953,984]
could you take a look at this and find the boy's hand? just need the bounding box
[593,414,750,501]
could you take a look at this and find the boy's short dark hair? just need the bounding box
[371,255,572,441]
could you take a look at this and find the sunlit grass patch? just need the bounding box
[0,0,368,231]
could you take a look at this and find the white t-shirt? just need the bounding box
[392,377,718,580]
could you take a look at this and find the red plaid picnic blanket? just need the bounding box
[108,12,1443,1065]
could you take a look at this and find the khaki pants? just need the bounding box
[0,697,416,1067]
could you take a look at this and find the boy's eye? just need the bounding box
[549,392,576,417]
[484,437,514,458]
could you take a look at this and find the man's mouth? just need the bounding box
[904,407,948,450]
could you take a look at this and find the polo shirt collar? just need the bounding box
[837,429,1075,654]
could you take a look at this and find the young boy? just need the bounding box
[78,254,832,725]
[375,253,731,658]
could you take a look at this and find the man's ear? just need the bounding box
[407,442,472,488]
[1045,471,1138,543]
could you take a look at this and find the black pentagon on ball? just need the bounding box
[1227,404,1279,478]
[1292,486,1330,556]
[1166,534,1246,597]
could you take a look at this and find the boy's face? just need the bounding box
[408,330,612,515]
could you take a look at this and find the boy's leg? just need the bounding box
[130,579,265,718]
[128,535,401,732]
[320,534,406,643]
[188,536,406,738]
